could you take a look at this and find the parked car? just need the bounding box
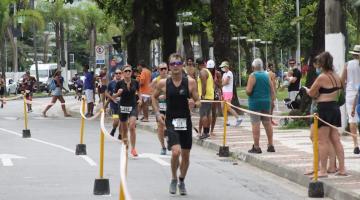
[6,78,18,94]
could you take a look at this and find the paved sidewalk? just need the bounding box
[33,96,360,200]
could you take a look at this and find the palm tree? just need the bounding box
[0,0,14,77]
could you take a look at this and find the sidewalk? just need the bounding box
[60,97,360,200]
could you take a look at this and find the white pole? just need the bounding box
[265,42,268,68]
[253,41,256,60]
[296,0,301,68]
[179,16,184,57]
[237,36,241,86]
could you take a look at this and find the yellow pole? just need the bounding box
[80,98,86,144]
[119,143,128,200]
[23,95,28,130]
[99,115,105,178]
[313,114,319,181]
[223,102,228,146]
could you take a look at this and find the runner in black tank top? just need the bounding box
[152,53,200,196]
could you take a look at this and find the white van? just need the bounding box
[30,63,58,92]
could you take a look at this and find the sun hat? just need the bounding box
[219,61,230,68]
[349,45,360,55]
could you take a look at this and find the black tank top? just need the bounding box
[165,76,191,120]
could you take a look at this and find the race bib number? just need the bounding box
[159,102,166,111]
[25,90,30,94]
[120,106,132,114]
[172,118,187,131]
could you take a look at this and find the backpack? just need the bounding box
[49,79,56,91]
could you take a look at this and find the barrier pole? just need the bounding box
[80,98,86,144]
[313,114,319,181]
[119,143,128,200]
[100,129,105,178]
[23,95,28,130]
[223,102,228,146]
[75,97,87,155]
[219,101,230,157]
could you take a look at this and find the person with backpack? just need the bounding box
[42,69,71,117]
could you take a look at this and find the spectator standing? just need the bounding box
[220,61,242,126]
[285,58,302,101]
[185,58,197,79]
[209,60,222,136]
[246,58,275,153]
[341,45,360,154]
[266,64,277,125]
[304,51,347,177]
[83,65,95,117]
[137,61,152,122]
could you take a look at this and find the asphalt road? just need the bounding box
[0,97,330,200]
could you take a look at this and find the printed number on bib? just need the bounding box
[159,103,166,111]
[172,118,187,131]
[120,106,132,114]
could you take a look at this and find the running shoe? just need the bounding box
[267,145,276,152]
[248,145,262,154]
[118,134,122,140]
[354,147,360,154]
[235,118,243,126]
[178,181,187,195]
[199,133,210,140]
[160,148,167,155]
[169,179,177,194]
[131,148,138,157]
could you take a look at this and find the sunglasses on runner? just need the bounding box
[159,68,168,71]
[169,61,183,67]
[115,72,122,74]
[124,70,132,73]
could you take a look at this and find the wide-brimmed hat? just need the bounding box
[219,61,230,68]
[350,45,360,55]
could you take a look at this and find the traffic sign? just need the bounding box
[96,45,105,65]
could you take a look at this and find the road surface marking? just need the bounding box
[0,154,26,166]
[0,128,97,167]
[138,153,170,166]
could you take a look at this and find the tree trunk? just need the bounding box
[55,22,61,69]
[89,24,97,70]
[0,37,5,81]
[162,0,177,62]
[126,31,137,67]
[60,22,66,68]
[211,0,231,65]
[33,28,40,93]
[306,0,325,88]
[6,26,17,72]
[43,34,50,62]
[200,31,209,60]
[183,34,194,60]
[211,0,242,113]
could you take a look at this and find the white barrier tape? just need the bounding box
[79,101,101,121]
[120,143,132,200]
[226,102,313,119]
[200,99,223,103]
[0,94,23,101]
[100,110,120,142]
[316,116,357,137]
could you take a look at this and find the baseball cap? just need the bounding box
[219,61,229,68]
[206,60,215,69]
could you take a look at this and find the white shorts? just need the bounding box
[346,90,359,123]
[85,89,94,103]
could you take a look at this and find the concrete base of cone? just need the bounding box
[308,181,324,198]
[75,144,87,155]
[218,146,230,157]
[93,178,110,195]
[22,129,31,138]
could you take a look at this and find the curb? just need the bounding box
[137,123,360,200]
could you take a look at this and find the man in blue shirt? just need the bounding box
[106,69,123,139]
[83,65,95,117]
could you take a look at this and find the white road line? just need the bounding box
[138,153,170,166]
[0,128,97,167]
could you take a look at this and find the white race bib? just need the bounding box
[120,106,132,114]
[159,102,166,111]
[25,90,30,93]
[172,118,187,131]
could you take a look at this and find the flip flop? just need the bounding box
[310,174,328,179]
[335,172,348,177]
[304,170,314,175]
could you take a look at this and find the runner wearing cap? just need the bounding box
[220,61,243,126]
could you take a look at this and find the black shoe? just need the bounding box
[118,134,122,140]
[354,147,360,154]
[110,128,116,137]
[199,133,210,140]
[248,145,262,154]
[267,145,275,152]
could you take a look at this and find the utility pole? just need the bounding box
[296,0,301,68]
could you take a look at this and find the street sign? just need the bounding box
[95,45,105,65]
[0,154,26,166]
